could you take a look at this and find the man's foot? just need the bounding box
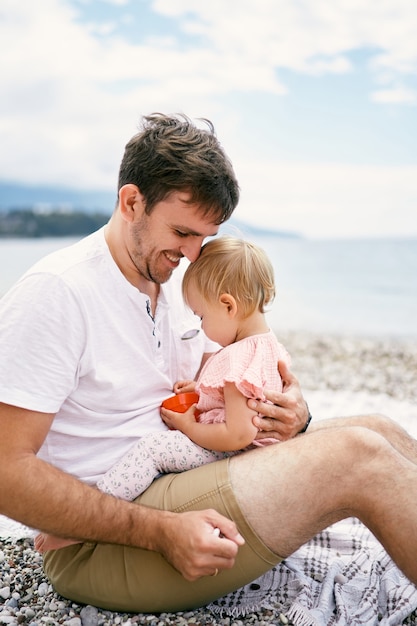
[34,532,80,553]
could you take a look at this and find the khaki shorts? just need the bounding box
[43,457,281,613]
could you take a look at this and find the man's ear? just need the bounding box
[118,184,145,223]
[219,293,238,317]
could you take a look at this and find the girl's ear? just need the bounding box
[118,184,145,223]
[219,293,238,317]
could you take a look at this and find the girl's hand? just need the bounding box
[173,379,196,394]
[161,404,198,432]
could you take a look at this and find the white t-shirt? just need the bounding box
[0,228,216,483]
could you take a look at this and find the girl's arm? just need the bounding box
[161,382,259,451]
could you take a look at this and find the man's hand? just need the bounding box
[155,509,245,581]
[249,360,309,441]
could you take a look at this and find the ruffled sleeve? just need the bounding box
[197,332,290,401]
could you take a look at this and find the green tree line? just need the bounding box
[0,209,110,238]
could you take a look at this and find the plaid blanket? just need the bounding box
[208,517,417,625]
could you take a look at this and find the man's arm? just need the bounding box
[249,360,310,441]
[0,402,243,580]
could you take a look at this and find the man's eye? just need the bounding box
[175,230,188,238]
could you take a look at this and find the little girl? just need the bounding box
[35,236,290,551]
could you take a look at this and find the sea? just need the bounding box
[1,235,416,340]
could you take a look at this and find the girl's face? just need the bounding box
[185,283,238,347]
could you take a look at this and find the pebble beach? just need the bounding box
[1,330,417,626]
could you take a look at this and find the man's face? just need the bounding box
[128,191,220,285]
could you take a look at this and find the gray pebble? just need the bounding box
[0,612,17,625]
[64,619,81,626]
[36,582,49,597]
[80,605,98,626]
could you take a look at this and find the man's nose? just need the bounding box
[181,238,204,263]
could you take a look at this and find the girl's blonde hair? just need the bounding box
[182,236,276,317]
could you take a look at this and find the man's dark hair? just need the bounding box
[117,113,239,224]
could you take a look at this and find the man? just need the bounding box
[1,113,417,613]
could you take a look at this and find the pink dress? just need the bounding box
[196,330,291,446]
[98,330,291,500]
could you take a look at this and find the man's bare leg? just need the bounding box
[309,413,417,464]
[230,421,417,585]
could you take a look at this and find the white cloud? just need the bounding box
[0,0,416,237]
[2,0,416,101]
[101,0,130,5]
[234,160,417,239]
[154,0,417,82]
[371,86,417,104]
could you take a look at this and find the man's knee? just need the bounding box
[336,424,394,469]
[365,412,407,437]
[296,424,393,477]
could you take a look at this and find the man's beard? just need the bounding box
[130,217,177,285]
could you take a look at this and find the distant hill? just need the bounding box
[0,209,110,238]
[0,180,300,239]
[0,181,115,214]
[220,218,299,239]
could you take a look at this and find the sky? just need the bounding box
[1,0,417,239]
